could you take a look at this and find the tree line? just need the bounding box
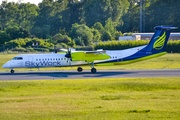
[94,40,180,53]
[0,0,180,52]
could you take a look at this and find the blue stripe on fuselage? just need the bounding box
[95,50,160,64]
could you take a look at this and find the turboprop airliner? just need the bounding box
[2,26,177,73]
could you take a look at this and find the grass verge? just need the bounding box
[0,77,180,120]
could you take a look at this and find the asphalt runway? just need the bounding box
[0,69,180,81]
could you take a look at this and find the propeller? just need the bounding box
[65,48,72,64]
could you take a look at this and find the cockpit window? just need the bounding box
[12,57,23,60]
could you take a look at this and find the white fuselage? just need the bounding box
[2,45,146,69]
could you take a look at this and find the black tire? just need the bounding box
[11,70,14,73]
[77,67,83,72]
[91,68,96,73]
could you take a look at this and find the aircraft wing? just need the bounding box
[84,50,105,54]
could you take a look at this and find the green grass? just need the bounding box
[0,77,180,120]
[0,53,180,71]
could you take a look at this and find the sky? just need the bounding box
[0,0,43,5]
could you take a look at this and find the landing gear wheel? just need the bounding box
[77,67,83,72]
[91,68,96,73]
[10,69,14,73]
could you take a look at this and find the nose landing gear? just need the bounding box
[10,69,14,73]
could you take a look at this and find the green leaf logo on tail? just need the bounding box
[153,32,166,50]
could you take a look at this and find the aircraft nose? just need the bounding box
[2,63,9,68]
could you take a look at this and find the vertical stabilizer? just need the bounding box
[145,26,177,53]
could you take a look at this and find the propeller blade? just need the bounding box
[65,47,71,58]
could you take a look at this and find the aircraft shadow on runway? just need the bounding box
[0,71,137,80]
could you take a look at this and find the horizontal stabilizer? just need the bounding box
[154,26,178,30]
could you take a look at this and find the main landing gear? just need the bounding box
[77,62,97,73]
[77,67,83,72]
[88,62,97,73]
[91,68,96,73]
[10,69,14,73]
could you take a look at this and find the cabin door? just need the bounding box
[28,56,33,61]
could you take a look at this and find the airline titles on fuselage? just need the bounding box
[25,61,61,67]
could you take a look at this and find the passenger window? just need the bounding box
[36,59,38,61]
[61,58,63,60]
[39,59,41,61]
[64,58,66,60]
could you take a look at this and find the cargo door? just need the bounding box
[117,53,123,62]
